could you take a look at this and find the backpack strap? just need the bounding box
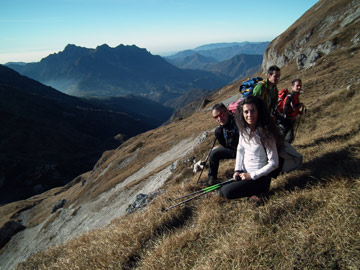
[222,117,239,149]
[259,81,266,100]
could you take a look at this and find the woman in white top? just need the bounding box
[220,96,282,199]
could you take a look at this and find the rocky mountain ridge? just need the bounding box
[262,0,360,71]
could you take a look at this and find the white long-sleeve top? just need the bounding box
[235,129,279,180]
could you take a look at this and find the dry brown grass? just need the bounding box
[15,178,360,270]
[13,42,360,269]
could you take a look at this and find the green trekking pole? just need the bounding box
[161,179,234,212]
[196,137,217,184]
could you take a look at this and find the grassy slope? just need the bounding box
[12,37,360,269]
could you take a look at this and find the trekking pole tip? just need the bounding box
[161,207,167,212]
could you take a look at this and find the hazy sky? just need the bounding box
[0,0,318,64]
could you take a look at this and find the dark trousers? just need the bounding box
[278,117,295,144]
[219,175,271,199]
[208,147,236,179]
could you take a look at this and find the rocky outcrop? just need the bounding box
[126,190,164,214]
[262,0,360,71]
[52,199,67,213]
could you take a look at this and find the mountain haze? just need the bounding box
[166,53,218,70]
[1,0,360,269]
[206,54,262,81]
[165,42,265,85]
[166,53,262,81]
[167,41,269,61]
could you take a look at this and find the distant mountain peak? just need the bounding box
[96,44,111,50]
[63,43,87,51]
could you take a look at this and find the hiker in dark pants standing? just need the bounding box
[219,96,283,201]
[201,103,238,186]
[276,78,306,143]
[253,65,281,115]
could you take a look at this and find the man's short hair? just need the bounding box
[291,78,302,86]
[212,103,227,111]
[267,65,280,75]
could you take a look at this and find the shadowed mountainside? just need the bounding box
[1,0,360,269]
[0,65,171,203]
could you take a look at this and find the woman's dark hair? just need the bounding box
[235,96,283,148]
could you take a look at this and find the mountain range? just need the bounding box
[165,53,262,82]
[166,41,269,61]
[6,44,231,103]
[164,42,267,82]
[6,42,268,107]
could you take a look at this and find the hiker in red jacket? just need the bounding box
[276,78,306,143]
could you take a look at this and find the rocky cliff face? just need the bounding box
[262,0,360,71]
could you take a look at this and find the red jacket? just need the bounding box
[277,90,301,121]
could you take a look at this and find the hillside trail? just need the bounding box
[0,130,213,270]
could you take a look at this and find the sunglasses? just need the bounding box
[213,112,226,119]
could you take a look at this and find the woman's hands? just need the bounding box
[233,171,252,181]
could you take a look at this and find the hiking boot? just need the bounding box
[199,176,219,187]
[249,195,264,206]
[208,176,219,186]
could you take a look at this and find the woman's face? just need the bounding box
[242,103,258,129]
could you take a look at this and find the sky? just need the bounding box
[0,0,318,64]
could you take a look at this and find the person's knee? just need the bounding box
[220,186,238,199]
[209,147,222,160]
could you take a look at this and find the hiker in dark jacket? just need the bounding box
[201,103,238,186]
[253,65,281,115]
[276,78,306,143]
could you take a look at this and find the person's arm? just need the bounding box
[270,87,279,115]
[283,92,294,116]
[233,134,244,180]
[249,136,279,180]
[214,127,226,148]
[298,103,306,115]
